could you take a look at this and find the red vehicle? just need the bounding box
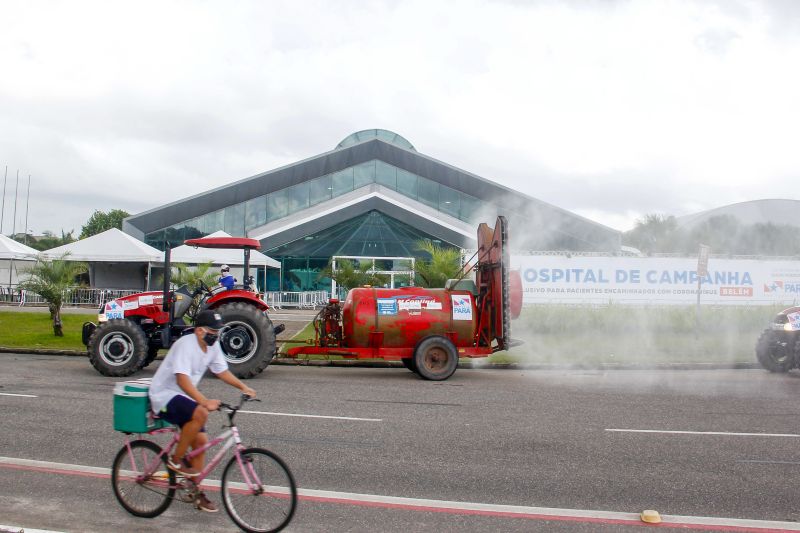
[82,237,284,379]
[286,216,522,380]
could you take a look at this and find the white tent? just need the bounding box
[170,231,280,291]
[170,231,280,269]
[0,234,38,286]
[41,228,163,290]
[41,228,162,262]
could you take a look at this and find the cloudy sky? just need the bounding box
[1,0,798,237]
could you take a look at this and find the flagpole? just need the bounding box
[1,165,6,234]
[24,175,31,245]
[12,169,19,237]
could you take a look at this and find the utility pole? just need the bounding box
[695,244,710,335]
[24,175,31,245]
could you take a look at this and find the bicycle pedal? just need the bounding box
[177,490,196,503]
[176,482,198,503]
[179,480,198,491]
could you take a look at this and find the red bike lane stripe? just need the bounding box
[1,460,798,533]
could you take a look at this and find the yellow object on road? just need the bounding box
[640,509,662,524]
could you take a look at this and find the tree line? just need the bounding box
[11,209,129,251]
[623,214,800,256]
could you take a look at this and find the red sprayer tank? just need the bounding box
[342,287,477,348]
[286,216,521,380]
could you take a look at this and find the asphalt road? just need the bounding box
[2,354,800,532]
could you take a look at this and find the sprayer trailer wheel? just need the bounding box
[401,358,418,374]
[413,336,458,381]
[87,319,148,377]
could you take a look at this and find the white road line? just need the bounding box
[0,392,37,398]
[738,460,800,465]
[606,429,800,437]
[0,525,65,533]
[239,409,381,422]
[2,456,800,531]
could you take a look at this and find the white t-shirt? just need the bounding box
[149,333,229,413]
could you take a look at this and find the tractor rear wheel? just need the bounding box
[215,302,275,379]
[87,319,148,377]
[413,336,458,381]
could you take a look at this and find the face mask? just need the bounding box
[203,332,219,346]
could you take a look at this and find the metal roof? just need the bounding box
[124,134,621,252]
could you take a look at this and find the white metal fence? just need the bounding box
[263,291,329,309]
[0,286,142,308]
[0,285,331,310]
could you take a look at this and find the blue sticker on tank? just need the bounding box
[377,298,398,315]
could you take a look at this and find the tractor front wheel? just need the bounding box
[215,302,276,379]
[413,336,458,381]
[87,319,148,377]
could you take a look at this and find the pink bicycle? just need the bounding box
[111,395,297,533]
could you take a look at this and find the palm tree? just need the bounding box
[171,262,218,289]
[319,259,389,293]
[170,262,219,317]
[19,253,87,336]
[414,240,462,288]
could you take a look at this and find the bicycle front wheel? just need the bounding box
[221,447,298,533]
[111,439,176,518]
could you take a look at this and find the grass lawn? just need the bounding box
[0,311,88,351]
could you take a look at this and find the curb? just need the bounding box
[0,347,761,370]
[273,358,761,371]
[0,347,87,356]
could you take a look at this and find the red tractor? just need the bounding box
[82,237,284,379]
[286,216,523,380]
[755,306,800,372]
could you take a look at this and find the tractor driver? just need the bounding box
[148,310,256,513]
[218,264,236,290]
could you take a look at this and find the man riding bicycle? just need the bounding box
[148,310,256,512]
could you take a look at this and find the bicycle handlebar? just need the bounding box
[219,394,260,413]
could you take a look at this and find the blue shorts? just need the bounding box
[160,395,206,432]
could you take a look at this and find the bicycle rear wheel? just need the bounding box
[221,447,297,532]
[111,439,176,518]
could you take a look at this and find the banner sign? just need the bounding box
[511,255,800,306]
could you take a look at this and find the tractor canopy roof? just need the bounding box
[184,237,261,250]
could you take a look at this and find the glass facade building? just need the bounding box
[264,210,443,291]
[124,129,622,291]
[143,159,482,250]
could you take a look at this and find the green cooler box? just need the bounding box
[113,379,169,433]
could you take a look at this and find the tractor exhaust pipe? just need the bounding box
[243,248,251,291]
[162,242,171,313]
